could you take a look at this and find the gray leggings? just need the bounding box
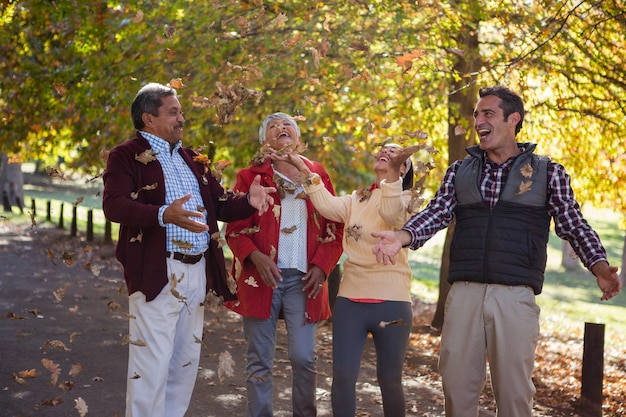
[331,297,412,417]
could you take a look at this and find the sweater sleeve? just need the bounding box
[379,178,412,229]
[303,173,351,224]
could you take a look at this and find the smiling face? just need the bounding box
[473,94,520,155]
[142,95,185,145]
[374,145,407,175]
[263,116,300,149]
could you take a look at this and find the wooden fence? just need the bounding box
[29,197,114,243]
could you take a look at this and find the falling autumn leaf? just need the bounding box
[134,149,158,165]
[346,224,363,241]
[211,231,226,248]
[169,77,184,89]
[193,334,208,349]
[281,225,297,234]
[244,276,259,288]
[72,196,84,206]
[517,180,533,195]
[379,319,407,328]
[193,154,210,165]
[520,163,534,178]
[130,230,143,243]
[171,239,194,251]
[46,166,65,179]
[454,125,467,136]
[130,182,158,200]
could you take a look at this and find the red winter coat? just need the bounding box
[225,158,343,321]
[102,132,256,302]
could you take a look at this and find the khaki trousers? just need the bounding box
[439,282,540,417]
[125,257,207,417]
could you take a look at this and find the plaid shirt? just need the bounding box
[403,149,607,270]
[142,132,209,255]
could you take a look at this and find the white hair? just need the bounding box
[258,112,301,144]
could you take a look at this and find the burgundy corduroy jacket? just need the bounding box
[103,132,255,302]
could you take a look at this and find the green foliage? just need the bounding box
[1,0,624,215]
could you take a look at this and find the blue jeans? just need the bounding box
[243,269,318,417]
[332,297,412,417]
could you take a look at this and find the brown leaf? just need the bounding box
[171,239,194,251]
[346,224,363,241]
[281,225,297,234]
[169,78,184,89]
[60,251,75,267]
[41,358,61,386]
[46,166,65,179]
[17,369,40,379]
[130,231,143,243]
[69,363,84,377]
[131,182,158,200]
[53,285,68,302]
[520,163,534,178]
[134,149,159,165]
[517,180,533,195]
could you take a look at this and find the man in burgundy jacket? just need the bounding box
[103,82,274,417]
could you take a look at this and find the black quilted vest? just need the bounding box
[449,143,550,294]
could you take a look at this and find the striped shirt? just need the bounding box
[141,132,209,255]
[403,148,607,270]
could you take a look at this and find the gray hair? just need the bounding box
[258,112,301,144]
[131,83,177,130]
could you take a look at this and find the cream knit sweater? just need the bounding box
[304,175,413,302]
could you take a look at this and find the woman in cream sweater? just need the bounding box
[273,143,419,417]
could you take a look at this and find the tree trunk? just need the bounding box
[431,13,480,329]
[561,239,581,271]
[0,153,24,214]
[431,221,454,330]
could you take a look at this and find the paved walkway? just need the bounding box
[1,221,495,417]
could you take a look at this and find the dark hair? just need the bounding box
[478,86,525,135]
[131,83,178,130]
[402,159,414,191]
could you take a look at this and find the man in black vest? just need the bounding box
[372,85,622,417]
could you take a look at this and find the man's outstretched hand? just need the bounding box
[248,175,276,215]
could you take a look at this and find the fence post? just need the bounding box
[104,220,113,244]
[46,200,51,222]
[580,322,604,417]
[31,198,36,217]
[58,203,64,229]
[71,205,77,237]
[87,209,93,241]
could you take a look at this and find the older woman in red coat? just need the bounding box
[225,112,343,417]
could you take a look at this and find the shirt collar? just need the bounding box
[140,131,181,154]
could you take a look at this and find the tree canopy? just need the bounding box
[1,0,624,216]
